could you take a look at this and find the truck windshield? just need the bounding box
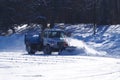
[49,31,65,38]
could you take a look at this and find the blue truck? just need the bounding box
[24,28,74,55]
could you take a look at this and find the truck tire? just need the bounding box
[58,47,65,55]
[26,44,35,55]
[43,45,52,55]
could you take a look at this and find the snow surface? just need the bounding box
[0,24,120,80]
[0,52,120,80]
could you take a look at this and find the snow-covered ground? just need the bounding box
[0,24,120,80]
[0,52,120,80]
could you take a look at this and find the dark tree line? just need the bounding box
[0,0,120,32]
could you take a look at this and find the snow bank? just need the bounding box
[65,24,120,57]
[0,34,25,52]
[0,25,41,52]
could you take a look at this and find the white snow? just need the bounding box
[0,52,120,80]
[68,38,107,56]
[0,24,120,80]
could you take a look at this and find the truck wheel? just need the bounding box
[26,45,35,55]
[58,47,65,55]
[43,45,52,55]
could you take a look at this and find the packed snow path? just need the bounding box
[0,52,120,80]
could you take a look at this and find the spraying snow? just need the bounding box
[68,38,107,56]
[65,24,120,57]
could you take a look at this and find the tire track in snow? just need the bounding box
[0,52,81,65]
[0,52,120,80]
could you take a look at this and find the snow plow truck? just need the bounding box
[24,28,72,55]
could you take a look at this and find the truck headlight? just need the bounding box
[64,42,68,47]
